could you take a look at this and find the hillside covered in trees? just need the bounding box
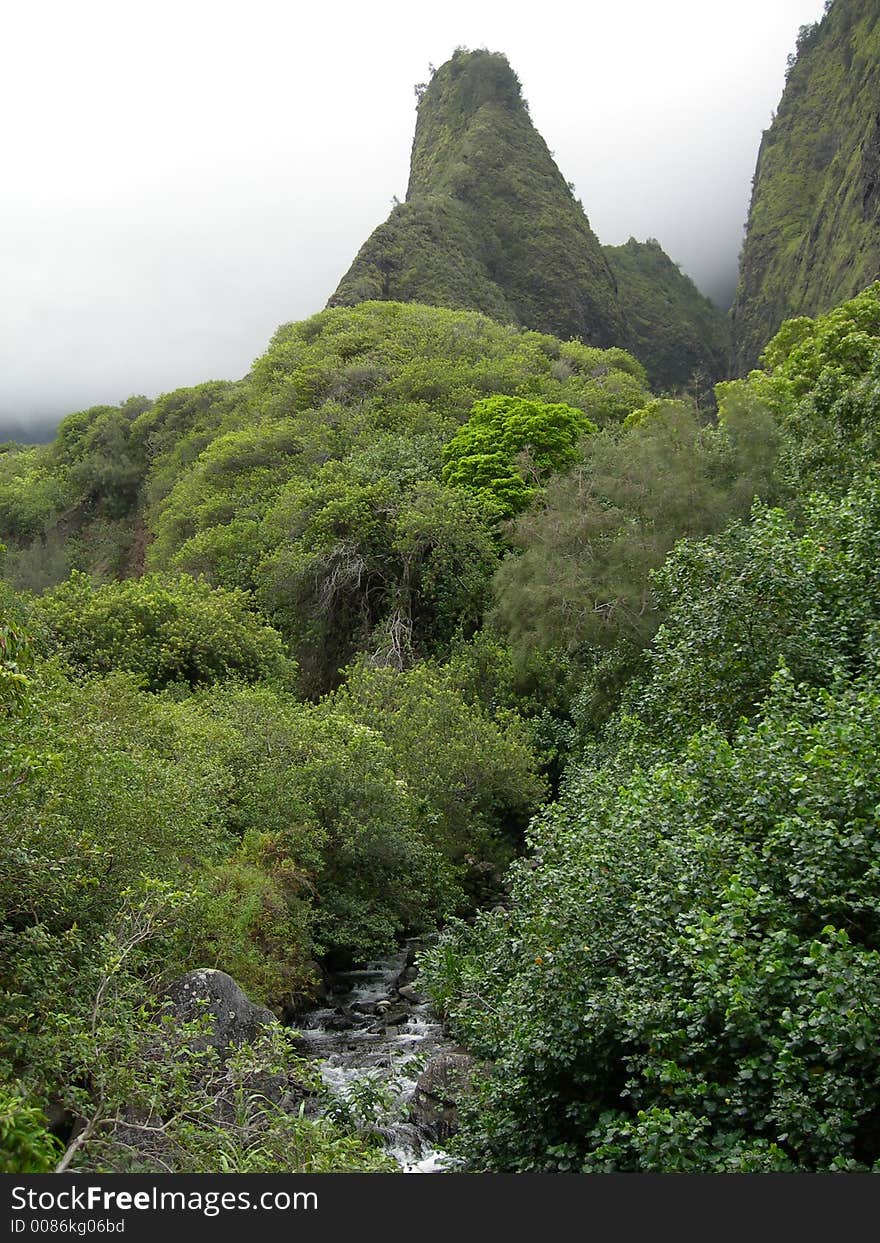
[3,11,880,1177]
[732,0,880,372]
[4,281,880,1172]
[603,238,730,394]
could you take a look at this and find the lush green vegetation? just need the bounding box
[422,282,880,1171]
[0,612,523,1169]
[491,396,780,667]
[2,20,879,1170]
[0,296,651,1172]
[34,572,294,690]
[732,0,880,372]
[442,395,597,518]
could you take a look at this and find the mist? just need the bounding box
[1,0,827,431]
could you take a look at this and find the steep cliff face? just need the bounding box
[732,0,880,373]
[328,50,625,347]
[604,239,730,391]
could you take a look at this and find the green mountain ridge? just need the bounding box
[731,0,880,372]
[603,238,730,393]
[329,50,623,347]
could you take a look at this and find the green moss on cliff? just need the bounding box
[732,0,880,373]
[328,49,625,347]
[604,238,730,391]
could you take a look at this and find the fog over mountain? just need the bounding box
[1,0,825,429]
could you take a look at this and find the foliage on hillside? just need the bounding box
[442,395,597,519]
[146,303,648,691]
[731,0,880,372]
[2,267,879,1173]
[0,383,258,594]
[0,305,649,671]
[491,394,780,669]
[603,238,730,391]
[34,571,294,690]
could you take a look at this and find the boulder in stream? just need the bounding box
[395,963,419,989]
[410,1051,474,1142]
[164,968,277,1054]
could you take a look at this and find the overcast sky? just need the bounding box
[1,0,828,428]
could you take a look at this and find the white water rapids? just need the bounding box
[295,943,457,1172]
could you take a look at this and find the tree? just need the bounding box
[442,394,596,518]
[424,662,880,1171]
[631,480,880,748]
[326,660,545,863]
[257,441,498,692]
[492,403,751,660]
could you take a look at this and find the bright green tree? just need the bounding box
[442,394,596,518]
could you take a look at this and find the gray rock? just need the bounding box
[410,1051,474,1142]
[368,1002,411,1032]
[327,1012,356,1031]
[164,969,276,1054]
[95,972,308,1170]
[397,983,424,1004]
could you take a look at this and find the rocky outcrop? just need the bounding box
[409,1050,475,1142]
[328,49,625,348]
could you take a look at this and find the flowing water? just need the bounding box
[294,942,456,1172]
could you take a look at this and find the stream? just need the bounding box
[294,941,456,1172]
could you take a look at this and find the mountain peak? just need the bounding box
[408,49,528,199]
[731,0,880,372]
[418,48,525,118]
[328,49,624,347]
[327,49,729,386]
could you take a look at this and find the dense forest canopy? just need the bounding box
[3,281,880,1172]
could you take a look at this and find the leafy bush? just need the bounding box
[492,401,765,660]
[36,571,294,690]
[631,481,880,747]
[424,662,880,1171]
[0,446,71,542]
[0,1089,60,1172]
[257,443,498,691]
[326,660,546,864]
[724,284,880,496]
[760,282,880,399]
[187,682,460,961]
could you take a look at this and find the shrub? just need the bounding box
[36,571,294,690]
